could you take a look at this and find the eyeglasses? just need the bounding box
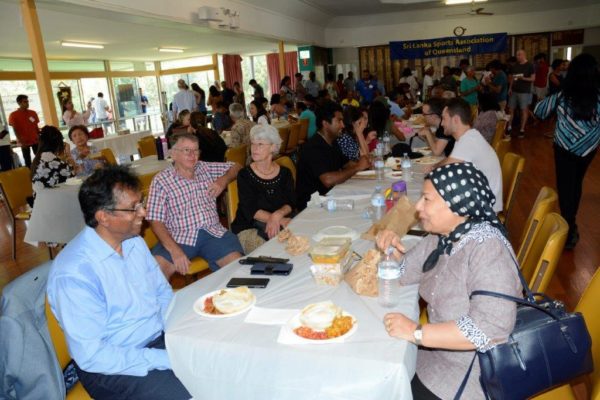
[106,199,146,214]
[172,147,200,155]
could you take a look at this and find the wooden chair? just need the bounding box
[520,212,568,293]
[516,187,558,265]
[141,223,210,278]
[283,123,300,156]
[137,136,157,158]
[498,152,525,225]
[225,144,247,166]
[0,167,33,259]
[45,299,92,399]
[277,126,290,155]
[226,179,238,226]
[90,148,118,166]
[493,139,511,165]
[274,156,296,183]
[532,266,600,400]
[491,119,507,148]
[297,118,309,145]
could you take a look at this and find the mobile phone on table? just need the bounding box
[226,277,270,288]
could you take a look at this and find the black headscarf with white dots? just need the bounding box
[422,162,506,272]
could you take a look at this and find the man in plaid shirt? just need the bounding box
[146,134,243,278]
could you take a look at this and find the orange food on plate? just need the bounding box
[293,315,354,340]
[203,295,223,315]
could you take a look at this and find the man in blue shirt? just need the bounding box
[47,166,191,400]
[297,101,317,139]
[356,69,377,105]
[139,88,148,114]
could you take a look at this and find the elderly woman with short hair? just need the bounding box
[231,124,295,253]
[228,102,255,149]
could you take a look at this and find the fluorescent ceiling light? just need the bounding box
[159,48,184,53]
[445,0,486,4]
[61,41,104,49]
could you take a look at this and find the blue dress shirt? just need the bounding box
[47,226,173,376]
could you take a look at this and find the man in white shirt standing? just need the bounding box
[422,64,435,101]
[172,79,197,121]
[94,92,112,133]
[441,98,503,212]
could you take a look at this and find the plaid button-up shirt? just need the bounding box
[146,161,234,246]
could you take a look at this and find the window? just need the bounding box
[0,58,33,72]
[109,61,155,72]
[51,80,83,126]
[240,55,271,108]
[160,56,213,71]
[47,60,105,72]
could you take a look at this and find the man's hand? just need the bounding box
[355,155,371,171]
[169,246,191,274]
[208,178,226,198]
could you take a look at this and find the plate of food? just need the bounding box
[285,301,357,343]
[193,286,256,318]
[355,170,376,176]
[413,156,439,164]
[386,170,403,179]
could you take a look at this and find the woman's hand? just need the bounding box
[376,229,406,260]
[353,117,367,136]
[365,130,377,144]
[384,313,419,342]
[78,146,91,159]
[280,217,292,228]
[265,210,284,239]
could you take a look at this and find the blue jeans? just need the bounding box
[74,334,191,400]
[152,229,244,271]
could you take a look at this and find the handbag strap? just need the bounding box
[470,290,562,321]
[454,353,478,400]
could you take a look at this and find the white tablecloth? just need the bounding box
[67,131,154,159]
[24,157,170,245]
[165,179,422,399]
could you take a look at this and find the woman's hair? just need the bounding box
[61,99,71,114]
[402,68,412,77]
[296,101,307,112]
[280,76,291,88]
[68,124,90,141]
[270,94,281,106]
[190,83,205,98]
[561,53,599,121]
[189,111,206,130]
[342,106,363,138]
[177,109,191,124]
[31,125,66,173]
[229,103,245,120]
[551,59,563,71]
[209,85,220,97]
[250,99,270,123]
[368,101,390,135]
[250,124,282,155]
[478,92,500,112]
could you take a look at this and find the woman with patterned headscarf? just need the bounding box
[376,162,522,400]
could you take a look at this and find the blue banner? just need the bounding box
[390,33,508,60]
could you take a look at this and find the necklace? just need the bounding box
[254,162,275,176]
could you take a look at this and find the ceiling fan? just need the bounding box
[446,1,494,17]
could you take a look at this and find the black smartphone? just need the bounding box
[226,277,270,288]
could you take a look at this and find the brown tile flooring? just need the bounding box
[1,121,599,306]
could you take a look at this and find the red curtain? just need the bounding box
[266,51,299,95]
[222,54,243,87]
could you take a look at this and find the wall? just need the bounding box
[331,48,359,66]
[324,1,600,48]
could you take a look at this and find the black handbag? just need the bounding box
[455,255,593,400]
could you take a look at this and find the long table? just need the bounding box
[164,175,425,399]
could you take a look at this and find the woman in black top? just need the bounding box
[231,124,295,253]
[189,111,227,162]
[548,59,566,96]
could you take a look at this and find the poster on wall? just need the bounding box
[56,84,72,113]
[390,33,508,60]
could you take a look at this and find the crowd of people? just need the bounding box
[0,49,597,400]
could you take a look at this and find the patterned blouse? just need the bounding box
[336,132,360,161]
[71,145,103,177]
[32,152,74,188]
[397,222,522,399]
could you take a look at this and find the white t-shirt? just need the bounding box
[449,128,503,212]
[94,98,109,120]
[423,75,434,99]
[257,115,270,126]
[172,89,197,117]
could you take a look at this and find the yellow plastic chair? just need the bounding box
[277,126,290,155]
[493,138,511,165]
[226,179,238,226]
[532,266,600,400]
[491,119,507,148]
[90,148,118,166]
[520,212,568,293]
[138,171,159,197]
[298,118,309,145]
[498,152,525,225]
[45,299,92,399]
[137,136,157,158]
[516,187,558,265]
[0,167,33,259]
[141,223,210,277]
[225,144,247,166]
[283,123,300,155]
[274,156,296,183]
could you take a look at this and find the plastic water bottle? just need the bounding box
[374,144,385,182]
[382,131,391,157]
[378,257,402,308]
[323,199,354,212]
[371,186,386,221]
[401,153,412,183]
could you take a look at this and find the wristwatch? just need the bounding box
[413,324,423,346]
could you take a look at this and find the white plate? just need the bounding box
[312,225,359,242]
[355,170,376,176]
[413,156,439,164]
[193,289,256,319]
[385,171,403,179]
[284,311,357,344]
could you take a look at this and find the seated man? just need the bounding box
[228,102,255,149]
[441,98,503,212]
[416,97,455,157]
[47,166,191,400]
[296,100,370,210]
[147,133,243,277]
[211,101,232,134]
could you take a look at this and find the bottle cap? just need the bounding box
[392,180,407,192]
